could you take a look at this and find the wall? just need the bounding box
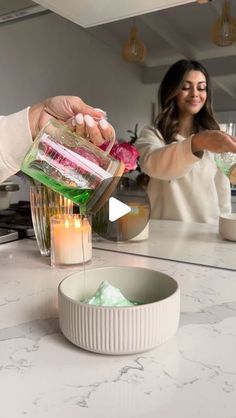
[216,111,236,124]
[0,12,156,201]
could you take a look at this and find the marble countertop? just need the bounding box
[1,238,236,417]
[93,219,236,270]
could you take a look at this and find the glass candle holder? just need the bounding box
[30,182,73,256]
[50,214,92,267]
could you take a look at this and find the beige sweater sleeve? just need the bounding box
[136,126,201,180]
[0,107,33,183]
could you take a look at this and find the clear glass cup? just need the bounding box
[216,123,236,185]
[50,214,92,267]
[215,152,236,185]
[30,182,73,256]
[22,119,124,214]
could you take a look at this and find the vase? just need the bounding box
[30,182,73,256]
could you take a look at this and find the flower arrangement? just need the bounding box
[108,141,139,172]
[100,123,140,173]
[125,123,149,187]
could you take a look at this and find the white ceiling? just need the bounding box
[1,0,236,112]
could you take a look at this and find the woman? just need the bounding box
[0,96,114,183]
[136,60,236,224]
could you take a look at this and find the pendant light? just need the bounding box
[211,0,236,46]
[122,24,147,63]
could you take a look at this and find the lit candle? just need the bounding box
[50,214,92,266]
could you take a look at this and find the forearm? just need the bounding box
[191,130,236,154]
[191,132,210,154]
[137,135,200,180]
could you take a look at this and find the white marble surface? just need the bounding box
[93,219,236,270]
[1,239,236,417]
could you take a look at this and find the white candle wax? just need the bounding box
[51,215,92,265]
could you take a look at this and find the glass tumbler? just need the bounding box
[215,123,236,185]
[30,182,73,256]
[215,152,236,185]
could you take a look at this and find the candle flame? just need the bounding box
[75,219,81,228]
[65,219,70,228]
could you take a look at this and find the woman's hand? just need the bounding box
[191,130,236,154]
[28,95,115,146]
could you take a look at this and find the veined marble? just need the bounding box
[93,219,236,270]
[1,239,236,417]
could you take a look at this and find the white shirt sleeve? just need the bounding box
[136,126,201,180]
[0,107,33,183]
[214,168,232,214]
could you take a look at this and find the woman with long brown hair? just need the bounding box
[136,59,236,224]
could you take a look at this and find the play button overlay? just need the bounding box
[109,197,131,222]
[92,177,151,242]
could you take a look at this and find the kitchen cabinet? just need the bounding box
[35,0,194,27]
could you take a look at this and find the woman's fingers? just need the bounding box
[68,97,106,121]
[44,96,106,123]
[98,119,116,143]
[74,113,86,137]
[73,114,115,147]
[84,115,104,146]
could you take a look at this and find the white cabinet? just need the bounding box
[35,0,194,27]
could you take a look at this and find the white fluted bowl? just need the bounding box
[219,213,236,241]
[58,266,180,355]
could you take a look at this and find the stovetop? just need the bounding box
[0,201,34,243]
[0,228,19,243]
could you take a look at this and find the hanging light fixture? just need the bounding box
[211,0,236,46]
[122,24,147,63]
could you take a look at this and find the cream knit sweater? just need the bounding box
[136,126,231,224]
[0,108,33,183]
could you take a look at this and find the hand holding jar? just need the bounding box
[28,95,115,147]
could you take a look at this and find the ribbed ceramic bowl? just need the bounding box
[219,213,236,241]
[58,266,180,355]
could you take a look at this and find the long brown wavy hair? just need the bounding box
[155,60,220,144]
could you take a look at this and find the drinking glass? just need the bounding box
[30,182,73,256]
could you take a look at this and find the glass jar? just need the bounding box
[30,182,73,256]
[215,152,236,185]
[22,119,124,214]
